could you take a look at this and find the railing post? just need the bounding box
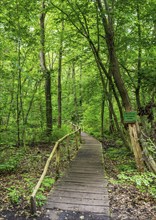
[79,128,82,144]
[66,136,71,162]
[30,196,36,214]
[55,144,60,180]
[75,131,79,151]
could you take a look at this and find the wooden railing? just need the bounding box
[30,127,81,214]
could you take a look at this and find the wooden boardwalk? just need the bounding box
[46,133,110,219]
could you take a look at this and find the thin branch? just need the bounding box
[50,1,86,38]
[119,62,137,89]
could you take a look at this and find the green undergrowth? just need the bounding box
[0,147,26,173]
[6,175,55,206]
[51,124,72,142]
[0,145,56,209]
[105,146,156,198]
[0,130,79,213]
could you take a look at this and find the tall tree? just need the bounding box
[40,0,52,136]
[57,17,64,128]
[96,0,144,171]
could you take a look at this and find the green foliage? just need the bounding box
[35,176,55,206]
[117,172,156,198]
[7,186,20,204]
[36,193,47,207]
[41,176,55,189]
[0,147,26,173]
[106,146,133,159]
[117,164,136,172]
[52,125,71,142]
[106,145,156,198]
[0,0,155,148]
[106,146,136,172]
[145,138,156,159]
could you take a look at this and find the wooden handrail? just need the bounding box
[30,128,81,214]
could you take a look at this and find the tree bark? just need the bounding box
[16,0,23,146]
[40,0,52,136]
[72,61,78,123]
[109,81,115,133]
[58,19,64,128]
[135,4,142,110]
[101,93,105,139]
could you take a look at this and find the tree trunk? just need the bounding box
[109,81,115,133]
[72,62,78,123]
[101,93,105,139]
[135,4,142,110]
[40,0,52,136]
[16,1,23,146]
[58,19,64,128]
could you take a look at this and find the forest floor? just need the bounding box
[103,139,156,220]
[0,139,156,219]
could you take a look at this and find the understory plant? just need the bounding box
[106,146,156,198]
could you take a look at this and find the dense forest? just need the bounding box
[0,0,156,219]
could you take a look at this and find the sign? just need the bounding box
[123,111,137,123]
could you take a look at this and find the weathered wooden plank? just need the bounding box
[66,173,104,179]
[69,168,104,172]
[60,177,107,184]
[70,164,103,168]
[67,171,104,175]
[49,191,109,199]
[62,173,105,178]
[72,160,102,162]
[55,183,108,190]
[52,187,108,194]
[46,202,110,214]
[70,166,103,170]
[56,180,108,187]
[47,196,109,206]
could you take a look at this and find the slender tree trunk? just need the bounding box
[109,81,115,133]
[40,0,52,136]
[6,73,15,130]
[16,62,22,146]
[97,0,131,110]
[58,19,64,128]
[79,63,82,107]
[135,4,142,110]
[16,0,22,146]
[58,51,62,129]
[72,62,78,123]
[101,93,105,139]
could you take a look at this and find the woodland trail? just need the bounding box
[45,133,110,220]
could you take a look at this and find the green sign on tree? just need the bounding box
[123,112,137,124]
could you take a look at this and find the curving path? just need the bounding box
[45,133,110,220]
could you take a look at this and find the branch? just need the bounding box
[50,1,87,38]
[119,62,137,89]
